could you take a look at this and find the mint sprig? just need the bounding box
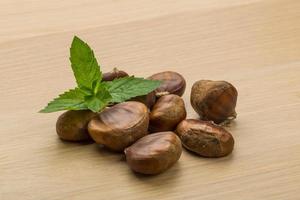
[40,36,160,113]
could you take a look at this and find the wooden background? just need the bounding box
[1,0,300,199]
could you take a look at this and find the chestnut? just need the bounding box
[56,110,96,141]
[88,101,149,151]
[190,80,238,124]
[102,68,128,81]
[125,131,182,175]
[176,119,234,157]
[148,71,186,96]
[149,94,186,132]
[131,91,156,109]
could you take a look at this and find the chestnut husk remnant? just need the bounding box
[190,80,238,124]
[125,131,182,175]
[148,71,186,96]
[131,91,156,109]
[102,68,129,81]
[88,101,149,151]
[56,110,97,141]
[149,94,186,133]
[176,119,234,157]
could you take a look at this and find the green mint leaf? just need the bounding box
[85,87,112,112]
[104,76,161,103]
[39,88,88,113]
[70,36,102,89]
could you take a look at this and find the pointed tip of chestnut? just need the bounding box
[190,80,238,124]
[102,68,129,81]
[88,101,149,151]
[176,119,234,157]
[148,71,186,96]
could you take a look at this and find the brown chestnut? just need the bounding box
[56,110,96,141]
[125,131,182,175]
[149,94,186,132]
[176,119,234,157]
[88,101,149,151]
[130,91,156,109]
[148,71,186,96]
[102,68,129,81]
[190,80,238,124]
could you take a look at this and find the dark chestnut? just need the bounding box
[130,91,156,109]
[148,71,186,96]
[149,94,186,132]
[125,131,182,175]
[88,101,149,151]
[102,68,129,81]
[176,119,234,157]
[56,110,96,141]
[190,80,238,124]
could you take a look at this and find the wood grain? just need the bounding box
[1,0,300,199]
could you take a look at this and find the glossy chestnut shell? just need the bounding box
[88,101,149,151]
[131,91,156,109]
[56,110,96,141]
[149,94,186,132]
[176,119,234,157]
[125,131,182,175]
[148,71,186,96]
[190,80,238,124]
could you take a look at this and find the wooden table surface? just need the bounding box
[1,0,300,199]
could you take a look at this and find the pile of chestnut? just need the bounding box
[56,69,238,175]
